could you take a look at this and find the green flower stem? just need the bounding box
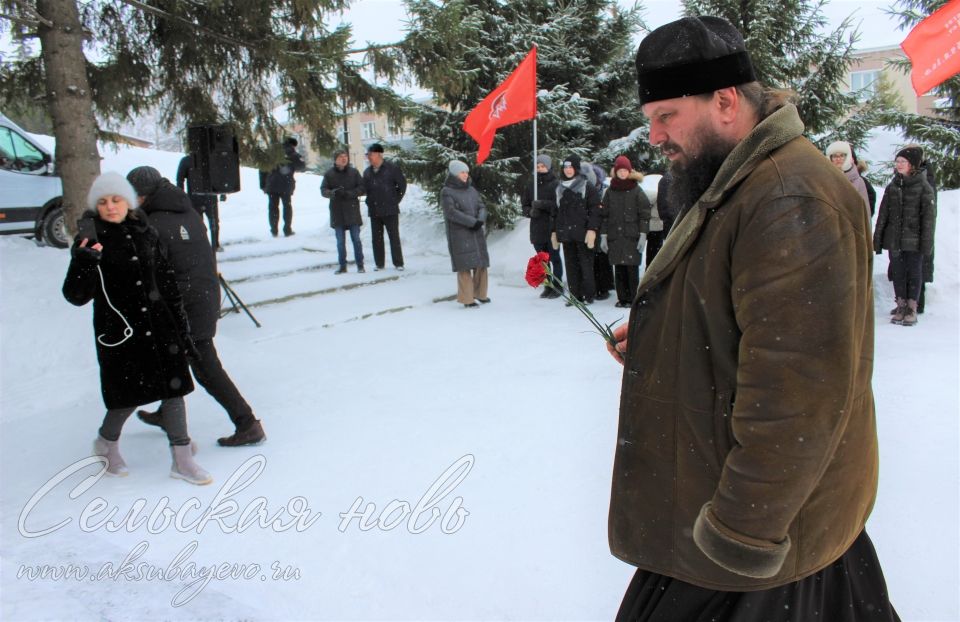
[542,261,620,348]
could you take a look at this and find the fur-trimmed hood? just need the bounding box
[609,168,645,183]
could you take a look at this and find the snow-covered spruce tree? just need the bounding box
[391,0,646,228]
[0,0,406,232]
[681,0,896,152]
[882,0,960,189]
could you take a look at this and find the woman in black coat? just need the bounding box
[62,172,212,485]
[521,154,562,298]
[551,154,601,304]
[599,156,651,307]
[873,147,936,326]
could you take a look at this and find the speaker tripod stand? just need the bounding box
[219,274,261,327]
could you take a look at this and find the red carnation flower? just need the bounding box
[524,252,551,287]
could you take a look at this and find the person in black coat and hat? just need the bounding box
[321,150,366,273]
[521,154,562,298]
[127,166,266,447]
[176,154,222,251]
[63,172,212,485]
[362,143,407,270]
[551,153,601,304]
[599,155,651,307]
[873,146,936,326]
[260,137,306,237]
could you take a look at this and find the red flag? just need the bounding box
[901,0,960,96]
[463,47,537,164]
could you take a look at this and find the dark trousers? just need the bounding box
[561,241,595,301]
[371,214,404,268]
[646,230,666,268]
[533,242,563,289]
[614,265,640,304]
[190,339,255,430]
[594,250,614,295]
[205,200,220,248]
[267,193,293,234]
[335,225,364,269]
[646,217,675,268]
[889,250,924,300]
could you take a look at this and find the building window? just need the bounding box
[337,126,349,145]
[361,121,377,140]
[387,120,403,138]
[850,70,881,100]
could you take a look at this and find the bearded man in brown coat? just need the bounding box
[605,16,900,621]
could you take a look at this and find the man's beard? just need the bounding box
[666,126,738,213]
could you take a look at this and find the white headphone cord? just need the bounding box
[95,264,134,347]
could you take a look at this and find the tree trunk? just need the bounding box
[36,0,101,235]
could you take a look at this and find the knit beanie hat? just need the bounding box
[826,141,854,172]
[86,172,139,212]
[126,166,164,197]
[448,160,469,176]
[613,155,633,173]
[536,154,553,170]
[561,154,582,177]
[635,16,757,105]
[367,143,384,154]
[896,146,923,171]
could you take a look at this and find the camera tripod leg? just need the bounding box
[219,274,261,328]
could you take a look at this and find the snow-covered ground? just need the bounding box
[1,142,957,621]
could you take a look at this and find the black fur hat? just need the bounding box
[635,16,757,105]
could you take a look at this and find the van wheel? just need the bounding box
[42,205,69,248]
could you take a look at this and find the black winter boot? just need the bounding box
[218,419,267,447]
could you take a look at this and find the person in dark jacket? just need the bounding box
[918,156,937,313]
[125,166,266,447]
[873,146,936,326]
[850,147,877,216]
[362,143,406,270]
[645,170,679,267]
[62,172,211,485]
[551,154,601,304]
[521,154,562,298]
[321,150,366,273]
[599,156,651,307]
[441,160,490,308]
[176,154,221,251]
[260,137,306,237]
[607,16,898,620]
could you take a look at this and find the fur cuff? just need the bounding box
[692,503,790,579]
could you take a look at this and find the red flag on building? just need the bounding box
[901,0,960,96]
[463,47,537,165]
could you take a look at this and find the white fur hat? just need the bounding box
[825,141,854,172]
[86,172,139,212]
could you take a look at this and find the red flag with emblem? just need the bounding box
[462,47,537,164]
[901,0,960,96]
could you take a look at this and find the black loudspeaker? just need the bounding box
[186,124,241,194]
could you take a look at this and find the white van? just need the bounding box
[0,113,68,247]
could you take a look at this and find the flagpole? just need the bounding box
[533,116,538,202]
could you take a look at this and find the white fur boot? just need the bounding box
[170,444,212,485]
[93,435,129,476]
